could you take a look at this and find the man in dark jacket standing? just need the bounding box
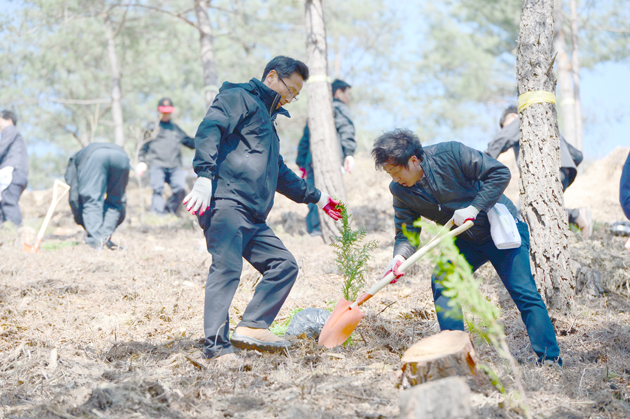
[486,105,591,237]
[184,56,342,360]
[65,143,129,249]
[0,110,28,227]
[296,79,357,236]
[136,98,194,215]
[372,129,561,366]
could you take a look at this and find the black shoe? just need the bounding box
[105,240,125,250]
[538,356,563,368]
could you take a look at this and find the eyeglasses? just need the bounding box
[278,77,299,102]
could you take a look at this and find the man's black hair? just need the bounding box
[0,110,17,126]
[262,56,309,82]
[371,128,424,169]
[499,105,518,128]
[332,79,351,95]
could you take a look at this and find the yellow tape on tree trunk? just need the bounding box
[306,74,332,84]
[517,91,556,113]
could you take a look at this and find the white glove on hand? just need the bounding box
[453,205,479,226]
[183,177,213,215]
[385,255,406,283]
[316,192,331,209]
[136,162,148,177]
[344,156,355,173]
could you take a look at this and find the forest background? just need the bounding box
[0,0,628,189]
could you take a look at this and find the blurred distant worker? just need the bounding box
[137,98,194,215]
[185,56,342,360]
[296,79,357,236]
[620,153,630,251]
[485,105,592,237]
[0,110,28,227]
[65,143,129,250]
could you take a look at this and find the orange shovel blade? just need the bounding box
[22,238,42,253]
[318,298,365,348]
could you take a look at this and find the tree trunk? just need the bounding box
[104,16,125,147]
[194,0,219,109]
[305,0,345,243]
[517,0,573,310]
[399,377,473,419]
[569,0,583,151]
[553,0,578,148]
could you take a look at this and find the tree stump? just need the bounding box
[400,330,479,387]
[399,376,472,419]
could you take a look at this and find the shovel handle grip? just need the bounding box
[362,220,474,300]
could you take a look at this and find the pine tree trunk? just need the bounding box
[104,16,125,147]
[305,0,345,243]
[517,0,573,310]
[553,0,578,148]
[569,0,583,151]
[194,0,219,109]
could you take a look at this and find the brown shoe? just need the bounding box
[230,327,292,352]
[575,207,593,238]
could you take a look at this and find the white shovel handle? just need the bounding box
[350,220,473,309]
[35,179,71,241]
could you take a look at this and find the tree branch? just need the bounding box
[21,98,111,105]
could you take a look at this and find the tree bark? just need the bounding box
[517,0,573,310]
[553,0,578,148]
[569,0,583,151]
[104,16,125,147]
[399,377,473,419]
[194,0,219,109]
[305,0,345,243]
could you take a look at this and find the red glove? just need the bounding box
[299,167,307,179]
[317,193,342,220]
[384,255,406,284]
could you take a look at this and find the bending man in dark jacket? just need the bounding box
[0,110,28,227]
[486,105,591,237]
[65,143,129,250]
[183,56,342,360]
[372,129,561,366]
[136,98,194,215]
[296,79,357,236]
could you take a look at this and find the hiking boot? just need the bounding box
[230,327,292,352]
[538,356,563,369]
[575,207,592,239]
[105,240,125,250]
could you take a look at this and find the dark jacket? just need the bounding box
[140,121,194,169]
[392,141,517,259]
[485,118,583,187]
[621,153,630,220]
[0,126,29,177]
[65,143,128,227]
[193,78,320,221]
[296,98,357,168]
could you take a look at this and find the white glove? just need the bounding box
[316,192,331,209]
[136,162,148,177]
[183,177,213,215]
[453,205,479,226]
[385,255,406,283]
[344,156,355,173]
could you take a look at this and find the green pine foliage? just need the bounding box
[330,203,378,302]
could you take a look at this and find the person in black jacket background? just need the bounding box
[65,143,129,250]
[136,98,194,215]
[296,79,357,236]
[372,129,561,367]
[0,110,28,227]
[184,56,342,360]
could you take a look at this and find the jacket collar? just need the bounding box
[248,78,290,119]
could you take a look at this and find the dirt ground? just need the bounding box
[1,152,630,419]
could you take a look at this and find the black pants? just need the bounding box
[149,166,186,214]
[199,199,299,358]
[0,169,27,226]
[78,148,129,248]
[560,169,580,224]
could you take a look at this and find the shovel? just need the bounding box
[23,179,71,253]
[318,219,474,349]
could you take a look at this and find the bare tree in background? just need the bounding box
[554,0,577,148]
[104,14,126,147]
[194,0,219,109]
[569,0,583,151]
[517,0,573,310]
[305,0,345,243]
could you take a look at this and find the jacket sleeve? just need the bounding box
[563,136,583,167]
[296,124,311,168]
[276,154,321,204]
[485,130,517,159]
[454,142,511,213]
[393,190,421,259]
[620,154,630,220]
[139,123,155,163]
[0,127,17,166]
[193,90,249,179]
[334,103,357,157]
[176,125,195,150]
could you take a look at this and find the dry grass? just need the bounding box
[1,155,630,418]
